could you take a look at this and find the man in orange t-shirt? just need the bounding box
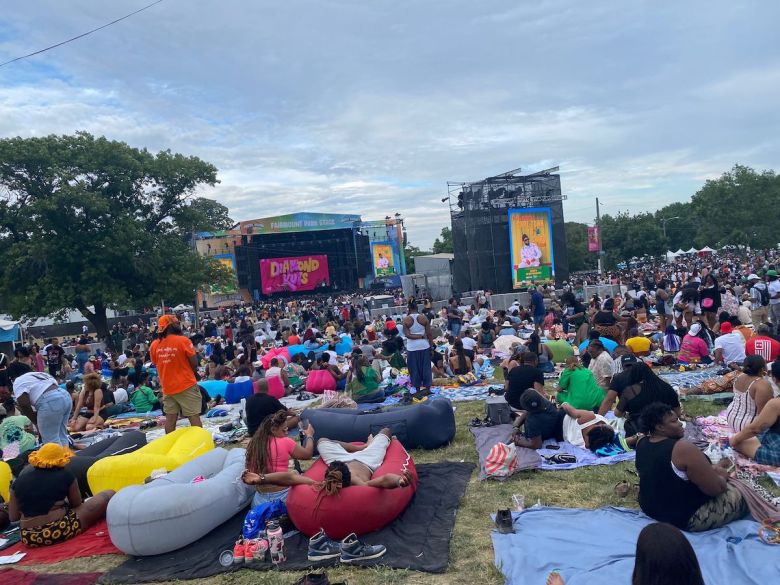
[150,314,203,433]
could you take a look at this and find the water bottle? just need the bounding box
[267,520,285,564]
[707,442,722,464]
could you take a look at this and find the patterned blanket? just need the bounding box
[693,414,780,481]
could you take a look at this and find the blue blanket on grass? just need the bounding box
[491,507,778,585]
[354,383,501,411]
[538,438,635,470]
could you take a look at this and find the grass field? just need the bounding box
[22,390,754,585]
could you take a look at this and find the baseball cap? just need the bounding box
[158,314,179,331]
[620,354,640,367]
[720,322,733,334]
[747,273,759,281]
[767,270,778,277]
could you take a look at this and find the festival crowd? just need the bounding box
[1,247,779,566]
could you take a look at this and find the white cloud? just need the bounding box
[1,1,779,248]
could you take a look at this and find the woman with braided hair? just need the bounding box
[243,410,315,506]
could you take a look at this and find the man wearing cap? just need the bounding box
[150,315,203,433]
[748,274,769,330]
[768,270,780,333]
[598,354,640,416]
[713,322,746,367]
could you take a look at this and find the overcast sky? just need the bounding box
[1,1,778,248]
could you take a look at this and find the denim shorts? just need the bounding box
[252,487,289,508]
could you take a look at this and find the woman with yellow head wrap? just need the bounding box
[8,443,115,547]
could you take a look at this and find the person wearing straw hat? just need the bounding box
[8,443,114,547]
[150,314,203,434]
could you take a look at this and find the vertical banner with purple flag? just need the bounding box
[587,226,600,252]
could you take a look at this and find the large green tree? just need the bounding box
[690,165,780,249]
[431,226,453,254]
[654,201,695,252]
[403,244,430,273]
[593,165,780,267]
[173,196,234,235]
[599,211,665,268]
[0,132,232,340]
[564,221,598,272]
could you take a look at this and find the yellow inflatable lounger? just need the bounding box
[88,427,213,494]
[0,461,11,502]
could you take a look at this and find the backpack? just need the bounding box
[757,284,770,307]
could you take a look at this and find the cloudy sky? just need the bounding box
[1,1,778,248]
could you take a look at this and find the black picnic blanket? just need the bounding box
[101,462,474,583]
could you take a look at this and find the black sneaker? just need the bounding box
[293,573,330,585]
[308,529,341,562]
[495,509,515,534]
[339,533,386,563]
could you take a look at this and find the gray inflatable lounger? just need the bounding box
[107,447,253,556]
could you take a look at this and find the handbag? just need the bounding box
[485,395,512,425]
[485,442,519,477]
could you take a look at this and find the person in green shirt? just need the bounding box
[556,357,605,411]
[346,354,384,403]
[129,372,161,413]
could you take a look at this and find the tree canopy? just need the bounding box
[173,197,234,235]
[431,226,453,254]
[581,165,780,269]
[0,132,232,339]
[564,222,598,272]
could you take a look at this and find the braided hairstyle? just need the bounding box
[245,410,289,474]
[320,461,351,497]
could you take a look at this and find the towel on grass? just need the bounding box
[470,424,634,475]
[0,569,103,585]
[470,424,541,479]
[491,506,779,585]
[4,520,119,565]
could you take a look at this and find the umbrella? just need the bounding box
[493,335,525,354]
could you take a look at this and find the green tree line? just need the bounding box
[566,164,780,270]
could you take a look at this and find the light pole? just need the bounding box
[660,216,680,239]
[596,197,603,275]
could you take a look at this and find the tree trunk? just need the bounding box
[76,301,110,346]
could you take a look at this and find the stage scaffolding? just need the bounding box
[447,166,569,293]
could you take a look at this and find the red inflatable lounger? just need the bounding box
[286,439,417,539]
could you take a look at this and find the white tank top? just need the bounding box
[406,314,430,352]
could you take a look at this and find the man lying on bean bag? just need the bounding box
[242,428,413,490]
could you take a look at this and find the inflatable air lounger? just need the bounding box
[301,397,456,450]
[87,426,213,494]
[107,447,254,555]
[68,431,147,497]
